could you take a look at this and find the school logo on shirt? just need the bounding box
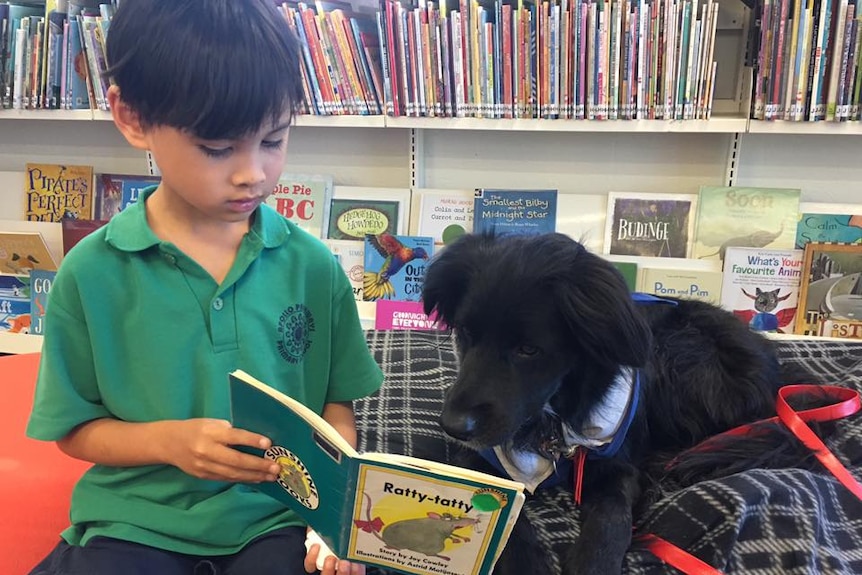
[277,303,315,364]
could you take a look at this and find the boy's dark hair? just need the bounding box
[106,0,305,139]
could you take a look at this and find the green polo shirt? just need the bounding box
[26,187,383,555]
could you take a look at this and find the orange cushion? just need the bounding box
[0,353,91,575]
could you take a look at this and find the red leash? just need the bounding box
[577,385,862,574]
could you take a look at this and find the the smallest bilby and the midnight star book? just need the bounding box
[229,370,526,575]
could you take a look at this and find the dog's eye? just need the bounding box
[516,345,540,357]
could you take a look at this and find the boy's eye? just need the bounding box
[262,139,284,150]
[199,145,232,158]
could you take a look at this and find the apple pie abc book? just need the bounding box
[24,163,94,222]
[229,370,525,575]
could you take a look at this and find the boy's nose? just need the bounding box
[232,156,267,188]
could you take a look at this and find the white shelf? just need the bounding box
[0,109,93,121]
[385,116,749,133]
[0,332,43,355]
[294,114,386,128]
[748,120,862,135]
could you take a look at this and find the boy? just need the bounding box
[26,1,382,574]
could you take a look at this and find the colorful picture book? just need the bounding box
[603,192,698,258]
[23,163,94,222]
[229,369,525,575]
[93,173,160,219]
[327,187,411,241]
[325,239,365,302]
[374,300,445,331]
[0,231,57,274]
[692,187,801,263]
[472,189,557,236]
[410,188,474,248]
[0,274,30,334]
[28,269,55,336]
[639,266,723,304]
[721,247,804,333]
[795,202,862,249]
[363,234,433,302]
[265,173,334,238]
[795,243,862,339]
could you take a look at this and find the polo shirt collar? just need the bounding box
[105,185,290,252]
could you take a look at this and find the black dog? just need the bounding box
[421,232,816,575]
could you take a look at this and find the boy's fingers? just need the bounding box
[223,426,273,450]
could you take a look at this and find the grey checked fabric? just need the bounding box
[355,330,862,574]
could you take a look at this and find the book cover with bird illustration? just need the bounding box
[229,369,525,575]
[692,186,801,263]
[363,233,434,302]
[23,163,94,222]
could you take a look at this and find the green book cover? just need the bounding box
[229,370,526,575]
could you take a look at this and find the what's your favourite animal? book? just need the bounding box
[23,163,94,222]
[720,247,804,333]
[692,186,801,263]
[229,370,525,575]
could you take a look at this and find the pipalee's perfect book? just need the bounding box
[229,370,526,575]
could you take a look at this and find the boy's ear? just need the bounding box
[108,85,149,151]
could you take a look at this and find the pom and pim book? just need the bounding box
[229,370,526,575]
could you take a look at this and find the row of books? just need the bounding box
[0,1,114,111]
[752,0,862,122]
[378,0,720,119]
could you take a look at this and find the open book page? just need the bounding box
[347,461,525,575]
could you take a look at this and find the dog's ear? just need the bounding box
[421,234,491,325]
[555,250,652,368]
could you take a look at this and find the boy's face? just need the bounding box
[145,115,291,224]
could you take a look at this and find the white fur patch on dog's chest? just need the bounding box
[494,367,636,493]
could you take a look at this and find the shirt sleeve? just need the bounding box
[26,265,110,441]
[325,264,383,404]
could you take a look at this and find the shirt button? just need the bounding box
[212,298,224,311]
[164,254,176,264]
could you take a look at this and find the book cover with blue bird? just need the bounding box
[363,234,434,302]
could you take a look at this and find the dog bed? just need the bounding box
[355,330,862,574]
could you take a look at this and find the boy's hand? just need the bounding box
[304,542,365,575]
[159,418,279,483]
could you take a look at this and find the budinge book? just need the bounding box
[603,192,698,258]
[265,173,334,238]
[692,186,801,263]
[472,189,557,236]
[720,247,804,333]
[363,234,434,302]
[795,242,862,339]
[229,369,525,575]
[24,163,95,222]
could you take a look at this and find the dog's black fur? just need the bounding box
[421,232,823,575]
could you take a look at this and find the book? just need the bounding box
[325,239,365,301]
[23,163,95,222]
[265,173,334,238]
[639,266,724,304]
[556,193,607,253]
[28,268,55,336]
[93,173,160,220]
[409,188,474,248]
[363,234,434,302]
[228,369,525,575]
[721,247,805,333]
[472,189,558,236]
[795,242,862,339]
[603,192,698,258]
[692,186,802,263]
[794,202,862,248]
[327,187,411,241]
[0,273,30,334]
[609,260,638,291]
[375,299,445,331]
[0,231,58,274]
[61,218,109,255]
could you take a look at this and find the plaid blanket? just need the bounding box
[355,330,862,574]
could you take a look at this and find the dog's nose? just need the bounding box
[439,410,481,441]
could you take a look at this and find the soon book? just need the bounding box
[229,369,525,575]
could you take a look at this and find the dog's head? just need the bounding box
[422,233,652,449]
